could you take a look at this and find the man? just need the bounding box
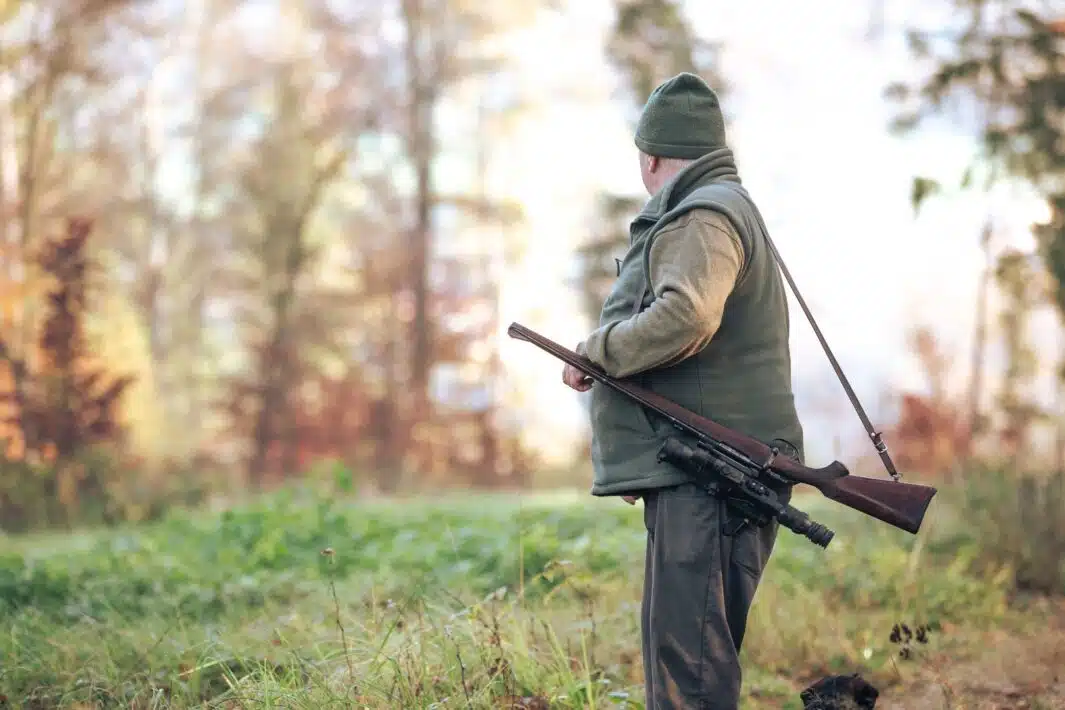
[562,72,805,709]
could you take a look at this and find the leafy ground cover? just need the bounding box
[1,486,1062,708]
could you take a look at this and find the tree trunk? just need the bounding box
[246,233,302,486]
[403,0,436,453]
[966,222,993,456]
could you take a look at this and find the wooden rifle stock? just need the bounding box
[508,322,938,535]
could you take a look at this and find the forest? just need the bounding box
[1,0,1064,707]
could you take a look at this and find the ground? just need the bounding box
[1,486,1062,708]
[880,599,1065,710]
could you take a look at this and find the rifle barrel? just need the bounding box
[507,322,938,536]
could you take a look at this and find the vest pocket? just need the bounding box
[589,381,659,465]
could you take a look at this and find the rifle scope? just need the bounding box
[658,437,835,548]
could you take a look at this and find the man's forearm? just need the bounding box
[581,211,743,378]
[582,293,715,377]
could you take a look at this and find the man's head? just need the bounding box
[634,72,727,195]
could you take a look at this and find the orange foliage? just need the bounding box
[890,393,971,480]
[220,367,533,489]
[271,372,372,475]
[0,218,134,461]
[0,366,18,459]
[883,326,971,481]
[219,367,377,482]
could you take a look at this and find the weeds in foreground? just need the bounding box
[887,621,957,708]
[936,464,1065,595]
[0,490,1032,708]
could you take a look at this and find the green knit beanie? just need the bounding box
[634,72,727,160]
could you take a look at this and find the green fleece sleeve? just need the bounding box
[581,209,744,378]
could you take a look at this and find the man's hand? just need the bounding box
[562,363,593,392]
[622,495,639,505]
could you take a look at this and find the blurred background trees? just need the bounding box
[1,0,1064,538]
[0,0,547,528]
[885,0,1065,476]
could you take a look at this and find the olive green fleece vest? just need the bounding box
[588,148,804,496]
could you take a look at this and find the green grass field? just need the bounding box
[1,485,1061,709]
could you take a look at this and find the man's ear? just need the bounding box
[646,155,658,173]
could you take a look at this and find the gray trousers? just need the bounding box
[640,480,785,709]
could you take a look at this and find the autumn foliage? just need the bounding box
[219,366,533,492]
[891,393,971,481]
[0,218,136,530]
[885,328,972,481]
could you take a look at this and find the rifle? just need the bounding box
[507,323,938,548]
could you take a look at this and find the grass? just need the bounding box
[0,483,1045,709]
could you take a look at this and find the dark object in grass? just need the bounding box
[890,621,934,660]
[800,673,879,709]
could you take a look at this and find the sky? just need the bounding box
[488,0,1059,467]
